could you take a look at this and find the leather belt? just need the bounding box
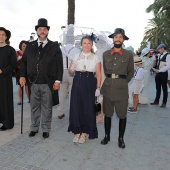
[106,74,127,79]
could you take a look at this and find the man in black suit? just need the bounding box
[20,18,63,138]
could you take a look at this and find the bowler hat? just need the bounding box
[108,28,129,40]
[0,27,11,40]
[134,57,143,64]
[156,44,166,50]
[35,18,50,31]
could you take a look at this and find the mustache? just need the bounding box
[114,41,121,44]
[38,33,48,37]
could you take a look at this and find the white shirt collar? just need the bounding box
[37,39,48,46]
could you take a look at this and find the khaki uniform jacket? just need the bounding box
[101,48,134,101]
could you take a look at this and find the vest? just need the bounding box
[29,45,48,84]
[156,53,169,70]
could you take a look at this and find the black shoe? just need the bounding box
[42,132,49,138]
[0,126,7,131]
[17,102,22,105]
[29,131,38,137]
[160,103,166,108]
[150,101,159,105]
[101,136,110,145]
[118,138,125,149]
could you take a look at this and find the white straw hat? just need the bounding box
[134,57,143,64]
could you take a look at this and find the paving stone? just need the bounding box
[0,76,170,170]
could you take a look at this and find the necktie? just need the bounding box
[39,42,43,52]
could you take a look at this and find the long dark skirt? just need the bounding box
[0,76,14,129]
[68,71,98,139]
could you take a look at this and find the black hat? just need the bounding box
[0,27,11,40]
[35,18,50,31]
[108,28,129,40]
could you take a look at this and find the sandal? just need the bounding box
[79,133,86,144]
[73,134,80,143]
[96,114,104,123]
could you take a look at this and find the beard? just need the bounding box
[114,44,122,48]
[113,41,123,48]
[114,43,123,48]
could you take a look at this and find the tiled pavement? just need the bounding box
[0,75,170,170]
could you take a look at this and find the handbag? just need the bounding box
[94,97,101,115]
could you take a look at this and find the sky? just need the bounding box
[1,0,154,51]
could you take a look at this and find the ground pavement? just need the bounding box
[0,75,170,170]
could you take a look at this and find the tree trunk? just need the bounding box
[66,0,75,44]
[68,0,75,25]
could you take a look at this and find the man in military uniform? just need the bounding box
[100,28,134,148]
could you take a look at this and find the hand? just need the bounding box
[95,88,100,97]
[53,82,60,90]
[155,69,159,74]
[0,69,2,74]
[17,56,22,61]
[19,77,26,87]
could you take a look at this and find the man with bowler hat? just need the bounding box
[20,18,63,138]
[100,28,134,148]
[0,27,17,131]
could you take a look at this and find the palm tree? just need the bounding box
[143,17,163,48]
[140,0,170,50]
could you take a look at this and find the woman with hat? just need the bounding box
[68,35,101,144]
[128,57,145,113]
[0,27,17,131]
[139,48,154,104]
[95,34,112,123]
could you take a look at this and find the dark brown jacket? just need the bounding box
[101,48,134,101]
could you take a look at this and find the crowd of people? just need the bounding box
[0,18,170,149]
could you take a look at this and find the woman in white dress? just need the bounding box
[95,35,111,123]
[139,48,154,104]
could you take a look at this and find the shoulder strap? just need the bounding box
[134,67,143,77]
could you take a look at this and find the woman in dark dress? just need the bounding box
[0,27,17,131]
[16,40,29,105]
[68,36,101,143]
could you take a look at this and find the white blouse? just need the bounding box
[72,52,100,72]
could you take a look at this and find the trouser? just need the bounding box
[155,72,168,104]
[58,69,73,115]
[30,84,52,132]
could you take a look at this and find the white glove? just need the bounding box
[95,88,100,97]
[17,56,22,61]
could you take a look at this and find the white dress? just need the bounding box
[139,57,154,104]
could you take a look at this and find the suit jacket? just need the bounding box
[101,48,134,101]
[20,39,63,105]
